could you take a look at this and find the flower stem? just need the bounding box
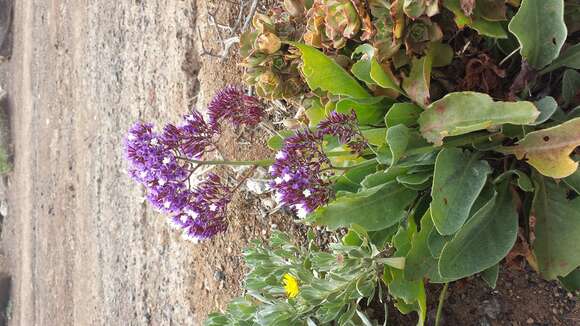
[435,283,449,326]
[178,157,274,167]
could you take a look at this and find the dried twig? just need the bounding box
[198,0,260,60]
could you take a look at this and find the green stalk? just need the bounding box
[181,158,274,167]
[435,283,449,326]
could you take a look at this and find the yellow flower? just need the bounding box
[282,273,299,298]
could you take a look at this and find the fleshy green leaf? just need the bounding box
[351,44,401,93]
[402,56,432,107]
[499,118,580,178]
[370,58,402,93]
[387,124,411,166]
[336,97,393,125]
[385,103,423,128]
[361,167,409,189]
[351,44,376,85]
[310,182,417,231]
[361,128,387,146]
[431,148,491,235]
[508,0,567,69]
[559,269,580,292]
[419,92,540,145]
[438,182,518,279]
[494,169,534,192]
[562,69,580,107]
[481,264,500,289]
[290,42,371,98]
[541,43,580,74]
[306,98,326,127]
[564,169,580,194]
[429,42,454,68]
[267,130,294,150]
[532,175,580,280]
[532,96,558,125]
[476,0,507,21]
[405,209,441,281]
[444,0,508,38]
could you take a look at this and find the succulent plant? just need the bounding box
[404,17,443,55]
[239,12,306,99]
[368,0,401,61]
[304,0,373,50]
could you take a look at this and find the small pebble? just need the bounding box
[526,317,534,324]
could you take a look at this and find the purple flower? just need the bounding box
[124,117,233,241]
[317,111,367,154]
[169,173,231,241]
[269,130,332,218]
[162,110,217,159]
[208,85,265,127]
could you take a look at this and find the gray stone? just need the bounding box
[481,298,502,320]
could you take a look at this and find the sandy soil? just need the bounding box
[0,1,578,326]
[0,0,293,325]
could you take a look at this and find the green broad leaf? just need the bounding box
[508,0,568,69]
[562,69,580,107]
[306,98,326,127]
[499,118,580,178]
[290,42,371,98]
[351,44,401,93]
[389,279,427,326]
[429,42,454,68]
[476,0,507,21]
[387,124,411,166]
[351,44,376,85]
[336,97,393,125]
[361,128,387,146]
[559,269,580,292]
[361,167,409,189]
[541,43,580,74]
[438,182,518,279]
[396,172,432,186]
[370,58,402,93]
[481,264,500,289]
[374,145,393,165]
[532,96,558,125]
[369,225,399,250]
[402,56,432,108]
[418,92,540,146]
[385,103,423,128]
[427,228,449,258]
[311,182,417,231]
[564,169,580,194]
[405,209,441,281]
[388,267,423,304]
[267,130,294,150]
[444,0,508,38]
[333,160,378,193]
[342,229,364,246]
[494,169,534,192]
[532,175,580,280]
[468,16,508,38]
[431,148,492,235]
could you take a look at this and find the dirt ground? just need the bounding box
[0,0,577,326]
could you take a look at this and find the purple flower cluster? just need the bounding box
[317,111,368,154]
[269,111,366,218]
[269,130,331,218]
[208,85,265,128]
[124,85,265,242]
[161,111,217,159]
[169,173,232,242]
